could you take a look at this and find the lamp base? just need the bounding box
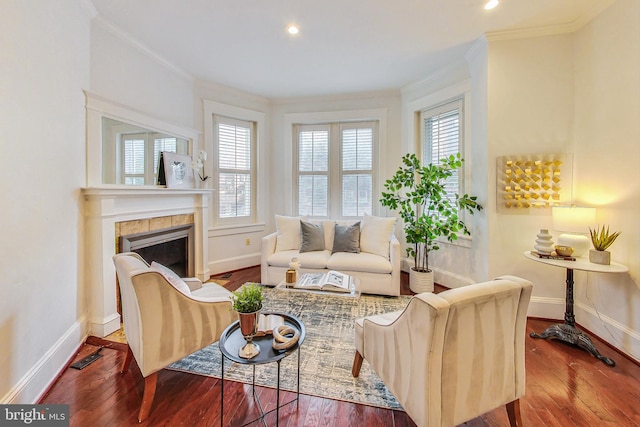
[557,233,590,257]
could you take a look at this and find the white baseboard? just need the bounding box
[525,297,640,363]
[1,317,87,404]
[575,301,640,364]
[401,258,474,289]
[209,253,261,276]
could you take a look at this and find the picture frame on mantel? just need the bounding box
[157,152,195,189]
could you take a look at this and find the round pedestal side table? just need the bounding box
[523,251,628,366]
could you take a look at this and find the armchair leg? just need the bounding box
[506,399,523,427]
[121,346,133,374]
[352,351,364,377]
[138,372,158,423]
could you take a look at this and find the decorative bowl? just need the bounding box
[554,245,574,257]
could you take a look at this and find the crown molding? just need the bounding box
[486,0,615,41]
[93,16,194,82]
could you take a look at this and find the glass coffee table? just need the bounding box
[275,275,361,299]
[219,312,306,427]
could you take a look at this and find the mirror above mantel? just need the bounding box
[85,91,200,188]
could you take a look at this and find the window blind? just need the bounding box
[422,99,463,204]
[297,128,329,216]
[341,125,373,217]
[217,118,253,218]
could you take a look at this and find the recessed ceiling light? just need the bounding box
[484,0,499,10]
[287,25,299,35]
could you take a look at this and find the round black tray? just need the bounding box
[219,312,306,365]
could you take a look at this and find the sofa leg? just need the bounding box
[121,346,133,374]
[506,399,522,427]
[138,372,158,423]
[352,351,364,377]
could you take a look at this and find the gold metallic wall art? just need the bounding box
[496,154,572,214]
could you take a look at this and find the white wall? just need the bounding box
[571,0,640,361]
[90,18,195,128]
[487,34,576,304]
[0,0,92,403]
[483,0,640,361]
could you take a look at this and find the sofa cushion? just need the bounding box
[360,213,397,259]
[300,221,325,252]
[275,215,303,252]
[332,222,361,253]
[151,261,191,295]
[268,249,332,269]
[327,251,392,274]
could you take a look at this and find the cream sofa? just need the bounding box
[261,215,401,296]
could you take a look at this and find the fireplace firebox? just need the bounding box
[119,224,194,277]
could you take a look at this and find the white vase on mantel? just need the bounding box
[534,229,554,255]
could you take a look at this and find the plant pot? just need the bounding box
[589,249,611,265]
[409,268,434,293]
[237,310,261,359]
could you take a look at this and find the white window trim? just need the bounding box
[284,108,387,216]
[406,80,473,248]
[203,100,266,231]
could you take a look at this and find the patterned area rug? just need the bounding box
[169,287,412,409]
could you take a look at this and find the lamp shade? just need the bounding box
[552,206,596,234]
[552,206,596,257]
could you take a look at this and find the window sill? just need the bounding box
[209,223,266,237]
[434,234,472,249]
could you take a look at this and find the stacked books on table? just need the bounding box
[530,251,576,261]
[293,271,354,293]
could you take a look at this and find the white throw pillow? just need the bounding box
[151,261,191,295]
[360,213,397,258]
[275,215,303,252]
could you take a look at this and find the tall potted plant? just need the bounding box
[380,153,483,293]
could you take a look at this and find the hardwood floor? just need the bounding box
[40,266,640,426]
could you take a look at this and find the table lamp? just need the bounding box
[552,206,596,257]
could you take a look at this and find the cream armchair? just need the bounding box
[352,275,533,427]
[112,252,236,422]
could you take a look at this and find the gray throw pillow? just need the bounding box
[332,222,361,253]
[300,221,325,252]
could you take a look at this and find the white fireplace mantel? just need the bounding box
[83,186,213,337]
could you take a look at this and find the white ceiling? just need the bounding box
[91,0,611,99]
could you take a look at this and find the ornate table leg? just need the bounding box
[530,268,615,366]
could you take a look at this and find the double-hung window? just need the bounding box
[121,132,187,185]
[294,121,377,218]
[421,99,463,206]
[215,115,255,222]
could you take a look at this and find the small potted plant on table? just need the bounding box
[588,225,621,265]
[230,283,264,359]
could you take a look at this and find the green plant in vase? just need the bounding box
[230,283,263,358]
[588,225,621,265]
[380,153,483,293]
[230,283,263,313]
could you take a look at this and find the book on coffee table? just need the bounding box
[253,313,285,337]
[294,271,353,293]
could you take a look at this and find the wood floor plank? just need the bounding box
[39,267,640,426]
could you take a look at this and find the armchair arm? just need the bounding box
[363,292,450,427]
[182,277,203,292]
[261,232,278,283]
[389,234,401,295]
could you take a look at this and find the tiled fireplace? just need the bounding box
[83,187,212,337]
